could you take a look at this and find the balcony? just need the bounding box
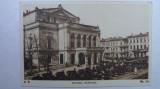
[132,49,148,52]
[87,47,104,51]
[119,45,128,48]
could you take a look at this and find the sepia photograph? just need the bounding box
[20,1,152,87]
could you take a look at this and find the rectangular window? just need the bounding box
[130,45,132,49]
[137,45,139,49]
[134,45,135,50]
[144,38,146,43]
[140,38,142,43]
[60,54,63,64]
[144,45,146,49]
[141,45,142,49]
[103,43,105,46]
[141,53,143,57]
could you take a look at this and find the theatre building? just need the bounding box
[23,4,104,66]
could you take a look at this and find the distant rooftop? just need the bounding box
[101,32,149,42]
[127,32,149,38]
[101,37,124,42]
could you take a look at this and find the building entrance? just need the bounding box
[94,53,97,64]
[71,54,75,64]
[60,54,63,64]
[79,53,85,65]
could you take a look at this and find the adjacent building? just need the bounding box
[101,32,149,60]
[127,32,149,59]
[101,37,128,60]
[24,4,104,66]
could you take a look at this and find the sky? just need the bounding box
[23,2,152,39]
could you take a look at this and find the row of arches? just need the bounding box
[70,34,97,48]
[78,53,97,65]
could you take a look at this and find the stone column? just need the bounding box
[90,53,93,65]
[85,53,88,66]
[81,34,83,48]
[91,36,93,47]
[75,34,77,48]
[75,52,79,65]
[86,35,89,47]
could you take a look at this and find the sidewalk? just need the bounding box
[112,68,148,80]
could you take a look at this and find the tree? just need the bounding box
[33,34,41,72]
[25,33,34,73]
[24,32,55,74]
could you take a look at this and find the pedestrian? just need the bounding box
[134,67,137,75]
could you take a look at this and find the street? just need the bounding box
[112,68,148,80]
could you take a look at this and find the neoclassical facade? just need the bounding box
[101,32,149,60]
[23,4,104,66]
[59,23,103,65]
[127,32,149,58]
[101,37,128,59]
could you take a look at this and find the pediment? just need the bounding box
[42,8,77,18]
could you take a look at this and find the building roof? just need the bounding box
[23,4,79,19]
[127,32,149,38]
[61,22,100,32]
[101,32,149,42]
[101,37,124,42]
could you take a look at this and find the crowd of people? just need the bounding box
[32,60,148,80]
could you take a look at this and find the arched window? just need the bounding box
[93,36,96,47]
[77,34,81,47]
[94,53,97,64]
[88,36,91,47]
[54,17,56,23]
[83,35,86,47]
[70,34,75,48]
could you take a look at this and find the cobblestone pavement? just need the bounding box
[112,68,148,80]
